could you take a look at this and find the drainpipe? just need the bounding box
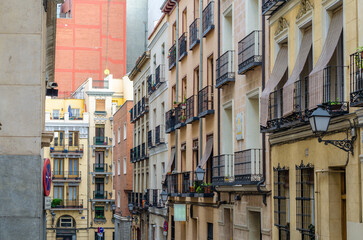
[199,0,203,164]
[217,0,221,162]
[87,126,90,230]
[257,10,270,206]
[170,0,179,171]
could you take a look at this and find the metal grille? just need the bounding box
[189,18,200,50]
[238,30,262,74]
[169,44,176,70]
[198,86,214,115]
[178,32,188,60]
[155,64,165,87]
[296,163,314,239]
[323,66,346,104]
[273,167,290,240]
[165,109,175,133]
[234,149,262,183]
[350,52,363,106]
[216,50,235,87]
[202,1,214,37]
[148,130,153,148]
[186,95,197,121]
[147,74,154,95]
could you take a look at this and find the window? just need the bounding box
[118,160,121,175]
[68,159,78,176]
[296,163,314,239]
[112,161,115,176]
[124,123,127,140]
[113,132,115,147]
[194,0,199,19]
[54,131,64,146]
[274,166,290,240]
[182,8,187,33]
[208,55,214,86]
[58,216,74,228]
[118,127,121,143]
[171,216,175,240]
[70,108,80,118]
[53,110,60,119]
[54,159,64,175]
[95,206,105,218]
[96,99,106,111]
[117,192,121,208]
[68,186,77,200]
[54,186,64,200]
[172,22,177,42]
[194,66,200,96]
[123,157,127,174]
[161,162,165,175]
[182,77,187,101]
[207,223,213,240]
[68,131,79,147]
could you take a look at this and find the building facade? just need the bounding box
[55,0,127,94]
[113,100,134,240]
[261,0,363,239]
[147,14,170,240]
[0,0,58,239]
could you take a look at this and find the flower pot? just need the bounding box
[189,186,195,193]
[204,186,211,194]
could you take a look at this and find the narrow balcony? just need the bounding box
[174,104,186,129]
[51,199,83,209]
[169,44,177,70]
[165,109,176,133]
[185,95,199,124]
[189,18,200,50]
[262,0,288,16]
[265,89,283,131]
[212,149,263,186]
[147,74,155,96]
[350,52,363,107]
[216,50,235,88]
[52,171,81,181]
[133,145,141,162]
[130,107,135,123]
[141,142,148,159]
[50,144,84,157]
[178,32,188,61]
[141,97,149,115]
[202,1,215,37]
[155,64,166,87]
[93,163,108,173]
[148,130,154,148]
[148,189,162,208]
[238,30,262,75]
[128,192,145,209]
[155,125,165,145]
[93,136,109,146]
[93,191,108,199]
[94,110,107,116]
[198,86,214,118]
[130,148,135,163]
[92,80,109,89]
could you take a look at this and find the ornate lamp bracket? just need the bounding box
[317,125,356,155]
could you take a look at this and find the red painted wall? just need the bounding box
[55,0,126,94]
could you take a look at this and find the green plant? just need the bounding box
[51,199,62,208]
[357,46,363,53]
[196,185,204,193]
[95,215,105,219]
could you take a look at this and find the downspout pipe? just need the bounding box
[199,0,203,164]
[217,0,221,164]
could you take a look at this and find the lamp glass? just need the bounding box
[195,166,205,181]
[309,106,331,134]
[160,190,168,203]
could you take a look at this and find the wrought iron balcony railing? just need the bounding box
[165,109,176,133]
[238,30,262,74]
[128,192,145,209]
[350,51,363,107]
[178,32,188,61]
[93,163,108,172]
[51,199,83,209]
[262,0,288,16]
[155,125,165,145]
[185,95,199,124]
[189,18,200,50]
[130,148,135,163]
[148,189,162,208]
[141,142,148,159]
[141,97,149,114]
[166,173,179,195]
[174,105,186,129]
[93,191,108,199]
[216,50,235,88]
[93,136,109,145]
[148,130,154,148]
[50,144,84,154]
[155,64,165,87]
[147,74,154,96]
[169,43,177,70]
[52,171,81,180]
[202,1,215,37]
[92,80,109,89]
[198,85,214,118]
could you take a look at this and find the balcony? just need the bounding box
[238,30,262,75]
[128,192,145,209]
[185,95,199,124]
[147,189,162,208]
[174,105,186,129]
[155,64,166,88]
[93,136,109,146]
[130,148,135,163]
[92,80,109,89]
[212,149,263,185]
[202,1,215,37]
[169,44,177,70]
[93,191,108,199]
[178,32,188,61]
[141,97,149,114]
[51,199,83,209]
[155,125,165,145]
[262,0,288,16]
[165,109,176,133]
[147,74,155,96]
[52,171,81,181]
[166,172,214,197]
[50,144,84,158]
[216,50,235,88]
[141,143,148,159]
[94,110,107,116]
[351,52,363,107]
[93,163,108,173]
[148,130,154,148]
[198,86,214,118]
[189,18,200,50]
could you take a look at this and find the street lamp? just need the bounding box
[195,166,205,181]
[309,106,356,154]
[160,190,168,204]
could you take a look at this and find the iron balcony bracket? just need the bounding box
[318,128,356,155]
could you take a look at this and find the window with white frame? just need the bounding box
[112,161,115,176]
[123,123,127,140]
[123,157,127,174]
[118,127,121,143]
[118,160,121,175]
[117,192,121,208]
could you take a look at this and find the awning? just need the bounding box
[260,46,288,126]
[162,148,176,183]
[198,137,213,169]
[309,9,343,109]
[283,29,312,116]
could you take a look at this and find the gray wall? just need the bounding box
[126,0,149,73]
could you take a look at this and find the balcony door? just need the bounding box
[54,159,64,176]
[95,125,105,144]
[95,178,104,197]
[95,151,104,171]
[68,159,78,177]
[222,101,234,178]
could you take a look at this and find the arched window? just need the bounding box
[57,215,76,228]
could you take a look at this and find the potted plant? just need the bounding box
[173,101,179,108]
[181,97,187,109]
[326,98,343,111]
[51,198,63,208]
[202,183,212,193]
[196,185,204,193]
[189,184,195,193]
[179,115,186,123]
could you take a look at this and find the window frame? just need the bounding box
[123,157,127,175]
[118,159,121,176]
